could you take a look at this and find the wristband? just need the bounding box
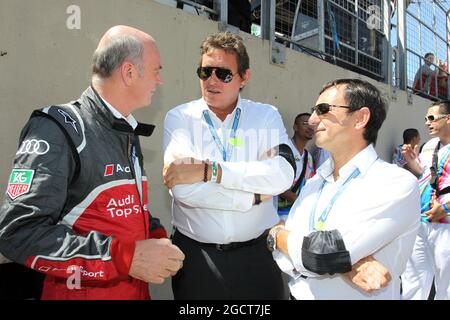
[442,203,450,213]
[211,161,218,183]
[203,161,208,182]
[255,193,261,205]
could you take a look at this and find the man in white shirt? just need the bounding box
[163,32,296,299]
[401,100,450,300]
[269,78,421,299]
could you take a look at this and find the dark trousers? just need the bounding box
[172,230,286,300]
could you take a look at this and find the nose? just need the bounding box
[207,69,221,84]
[308,111,320,126]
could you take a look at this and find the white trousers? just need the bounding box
[401,222,450,300]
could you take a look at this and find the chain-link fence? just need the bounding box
[405,0,449,100]
[155,0,450,100]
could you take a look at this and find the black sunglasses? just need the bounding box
[425,114,448,122]
[197,66,235,83]
[311,103,351,115]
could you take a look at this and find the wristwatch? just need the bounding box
[267,226,283,252]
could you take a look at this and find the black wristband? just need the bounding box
[255,193,261,205]
[203,161,208,182]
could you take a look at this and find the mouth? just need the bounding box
[314,128,325,134]
[206,88,221,95]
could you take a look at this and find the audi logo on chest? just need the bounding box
[17,139,50,155]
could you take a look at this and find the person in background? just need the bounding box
[401,100,450,300]
[429,61,449,100]
[277,113,315,220]
[414,52,435,96]
[392,128,420,170]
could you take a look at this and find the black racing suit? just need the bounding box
[0,86,165,299]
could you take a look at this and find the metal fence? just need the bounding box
[404,0,449,100]
[156,0,450,101]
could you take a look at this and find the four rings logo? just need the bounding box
[17,139,50,155]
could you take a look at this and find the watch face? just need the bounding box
[267,234,275,252]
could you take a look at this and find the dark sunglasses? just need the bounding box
[425,114,448,122]
[197,66,235,83]
[311,103,351,115]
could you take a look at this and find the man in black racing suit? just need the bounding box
[0,25,184,300]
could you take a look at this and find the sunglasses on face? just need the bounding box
[311,103,351,115]
[425,114,448,122]
[196,66,235,83]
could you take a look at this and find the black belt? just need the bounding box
[176,229,268,251]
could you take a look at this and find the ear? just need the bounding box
[354,107,370,130]
[120,61,134,86]
[240,69,251,88]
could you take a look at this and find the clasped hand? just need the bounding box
[129,238,185,284]
[343,255,392,293]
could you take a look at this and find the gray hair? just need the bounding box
[92,35,144,79]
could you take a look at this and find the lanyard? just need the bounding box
[203,108,241,161]
[309,168,361,231]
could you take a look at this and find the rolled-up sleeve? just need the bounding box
[220,157,294,195]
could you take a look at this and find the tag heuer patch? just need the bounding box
[6,169,35,200]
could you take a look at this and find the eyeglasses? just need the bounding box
[197,66,235,83]
[425,114,448,122]
[311,103,351,115]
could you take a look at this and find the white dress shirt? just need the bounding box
[274,144,421,299]
[163,97,294,243]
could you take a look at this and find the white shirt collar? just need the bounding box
[317,144,379,183]
[200,95,243,123]
[100,97,138,130]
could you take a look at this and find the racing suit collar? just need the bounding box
[81,86,155,137]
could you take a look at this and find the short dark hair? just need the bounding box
[424,52,434,59]
[319,78,387,145]
[430,100,450,114]
[294,112,311,124]
[403,128,419,144]
[199,32,249,78]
